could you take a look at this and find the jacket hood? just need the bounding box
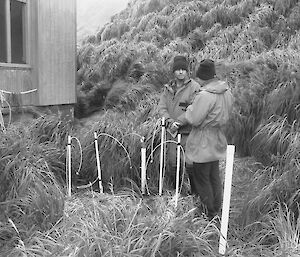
[200,79,229,94]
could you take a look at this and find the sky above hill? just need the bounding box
[77,0,130,42]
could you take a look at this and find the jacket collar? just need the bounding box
[164,79,192,94]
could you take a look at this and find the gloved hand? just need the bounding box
[169,121,181,134]
[165,118,176,128]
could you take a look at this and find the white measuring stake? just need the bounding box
[159,117,166,196]
[0,109,6,132]
[65,137,69,196]
[219,145,235,255]
[141,137,146,194]
[67,135,72,197]
[94,132,103,193]
[175,134,181,208]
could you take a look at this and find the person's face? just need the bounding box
[174,69,188,80]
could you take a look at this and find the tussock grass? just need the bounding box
[75,107,164,193]
[0,120,67,255]
[30,114,72,147]
[238,155,300,226]
[5,191,220,257]
[104,81,157,112]
[268,204,300,255]
[251,115,300,164]
[238,203,300,256]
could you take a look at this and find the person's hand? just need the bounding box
[169,121,181,134]
[165,118,175,128]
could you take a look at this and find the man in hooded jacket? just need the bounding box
[176,59,233,219]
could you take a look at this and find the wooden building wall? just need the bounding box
[36,0,76,106]
[0,0,37,106]
[0,68,37,105]
[0,0,76,107]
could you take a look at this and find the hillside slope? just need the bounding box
[76,0,300,156]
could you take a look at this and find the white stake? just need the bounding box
[65,138,69,196]
[159,117,166,196]
[141,137,146,194]
[175,134,181,208]
[67,136,72,197]
[0,109,6,132]
[94,132,103,193]
[219,145,235,255]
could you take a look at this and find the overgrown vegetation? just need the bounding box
[1,0,300,255]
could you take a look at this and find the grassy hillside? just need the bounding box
[76,0,300,156]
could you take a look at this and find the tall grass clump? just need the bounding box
[251,115,300,165]
[30,114,72,146]
[269,204,300,255]
[105,82,157,111]
[0,119,67,254]
[241,203,300,256]
[5,191,220,257]
[238,135,300,226]
[250,50,300,162]
[74,105,164,193]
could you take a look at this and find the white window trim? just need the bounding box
[0,0,30,68]
[0,63,31,69]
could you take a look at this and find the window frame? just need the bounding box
[0,0,30,68]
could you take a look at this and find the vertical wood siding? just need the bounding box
[0,0,76,107]
[0,0,37,106]
[30,0,39,103]
[37,0,76,105]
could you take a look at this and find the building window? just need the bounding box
[0,0,27,64]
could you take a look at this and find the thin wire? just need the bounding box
[0,88,37,94]
[70,136,83,175]
[145,140,177,169]
[76,179,98,189]
[150,118,162,163]
[145,139,187,194]
[65,129,187,195]
[122,132,143,139]
[96,132,133,169]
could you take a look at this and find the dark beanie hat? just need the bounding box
[172,56,188,72]
[196,59,216,80]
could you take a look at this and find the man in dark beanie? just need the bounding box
[158,55,201,191]
[176,59,233,220]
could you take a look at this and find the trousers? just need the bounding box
[189,161,222,218]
